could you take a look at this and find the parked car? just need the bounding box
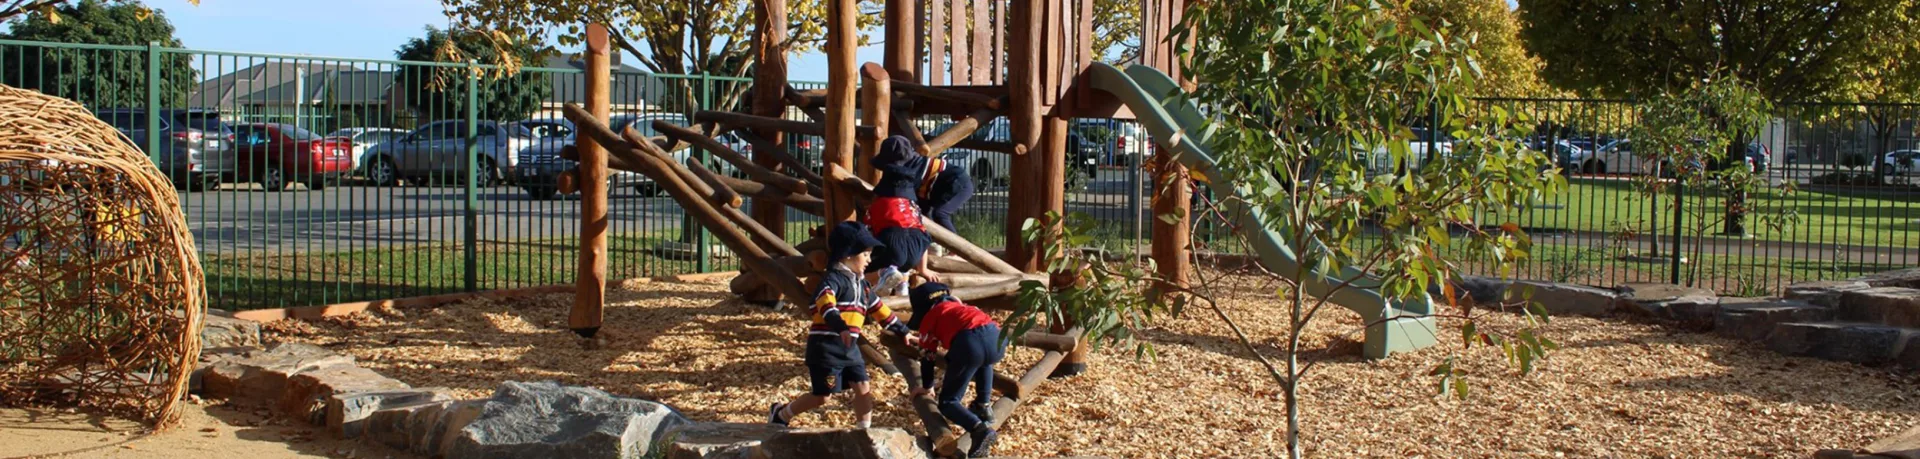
[361,120,536,187]
[231,123,355,191]
[325,127,409,173]
[933,118,1100,190]
[95,108,236,191]
[513,113,733,200]
[1075,118,1147,165]
[1878,150,1917,177]
[1361,127,1455,175]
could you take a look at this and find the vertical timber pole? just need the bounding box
[884,0,921,82]
[1149,0,1192,301]
[572,24,613,338]
[747,0,790,306]
[859,64,892,183]
[1004,0,1046,270]
[824,0,859,223]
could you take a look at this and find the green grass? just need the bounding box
[203,232,704,311]
[1520,177,1920,248]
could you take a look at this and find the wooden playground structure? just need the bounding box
[555,0,1200,451]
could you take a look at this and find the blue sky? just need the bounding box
[137,0,879,82]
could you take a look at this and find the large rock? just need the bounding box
[201,313,262,349]
[752,428,924,459]
[1448,276,1513,307]
[326,388,451,438]
[663,423,793,459]
[419,400,487,457]
[279,364,411,425]
[1766,322,1915,364]
[1787,280,1874,307]
[1853,267,1920,289]
[1504,281,1619,317]
[199,342,355,406]
[1837,287,1920,328]
[359,398,453,452]
[1866,424,1920,458]
[444,381,692,459]
[1614,283,1718,320]
[1713,299,1831,341]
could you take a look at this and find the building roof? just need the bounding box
[190,54,666,111]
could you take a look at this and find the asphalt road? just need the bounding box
[179,169,1151,255]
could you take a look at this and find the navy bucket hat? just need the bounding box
[827,221,884,263]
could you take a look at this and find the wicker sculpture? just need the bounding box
[0,84,204,427]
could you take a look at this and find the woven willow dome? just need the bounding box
[0,85,204,427]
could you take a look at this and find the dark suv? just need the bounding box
[96,108,237,191]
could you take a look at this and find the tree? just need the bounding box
[1397,0,1550,97]
[439,0,882,79]
[392,27,551,122]
[1091,0,1142,63]
[1007,1,1565,457]
[1839,20,1920,178]
[1517,0,1917,102]
[0,0,197,108]
[0,0,195,23]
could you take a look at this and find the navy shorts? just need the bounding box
[808,362,870,396]
[868,227,933,274]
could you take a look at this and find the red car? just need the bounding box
[231,123,354,191]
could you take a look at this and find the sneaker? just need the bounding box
[967,427,998,458]
[876,266,908,296]
[969,404,994,427]
[767,403,788,426]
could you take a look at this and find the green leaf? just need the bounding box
[1461,321,1477,349]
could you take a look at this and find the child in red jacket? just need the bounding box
[905,281,1003,458]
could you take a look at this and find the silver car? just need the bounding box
[325,127,410,173]
[361,120,536,187]
[511,113,735,200]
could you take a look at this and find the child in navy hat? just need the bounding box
[769,221,910,428]
[905,281,1003,458]
[865,136,977,292]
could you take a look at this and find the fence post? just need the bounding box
[463,61,481,292]
[1671,179,1684,286]
[145,41,161,165]
[695,73,713,273]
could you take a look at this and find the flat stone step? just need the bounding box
[1837,287,1920,328]
[1785,280,1873,307]
[1766,321,1920,365]
[1713,299,1832,341]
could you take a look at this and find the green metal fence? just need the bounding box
[1,38,1914,312]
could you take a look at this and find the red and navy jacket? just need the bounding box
[908,298,996,353]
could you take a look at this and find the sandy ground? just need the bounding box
[0,402,417,459]
[238,273,1920,458]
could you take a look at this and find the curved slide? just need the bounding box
[1086,62,1437,358]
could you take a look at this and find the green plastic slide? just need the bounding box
[1086,62,1437,358]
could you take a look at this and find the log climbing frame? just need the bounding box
[565,0,1197,454]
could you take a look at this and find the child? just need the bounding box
[905,281,1003,458]
[769,221,909,428]
[866,136,975,291]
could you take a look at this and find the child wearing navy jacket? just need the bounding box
[865,136,977,293]
[769,221,909,428]
[906,281,1003,458]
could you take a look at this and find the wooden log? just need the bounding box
[824,0,859,223]
[750,0,790,307]
[827,163,1023,275]
[860,340,900,376]
[556,167,579,194]
[1151,147,1193,300]
[859,63,892,183]
[1013,332,1078,353]
[890,111,927,148]
[731,129,825,185]
[693,110,877,141]
[716,174,826,216]
[921,105,1005,157]
[928,255,987,274]
[567,104,810,302]
[783,85,831,123]
[688,157,743,208]
[654,121,811,196]
[894,79,1005,110]
[795,237,827,254]
[939,272,1046,289]
[878,279,1024,311]
[626,127,800,258]
[571,23,614,338]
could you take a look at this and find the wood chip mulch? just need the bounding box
[270,273,1920,458]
